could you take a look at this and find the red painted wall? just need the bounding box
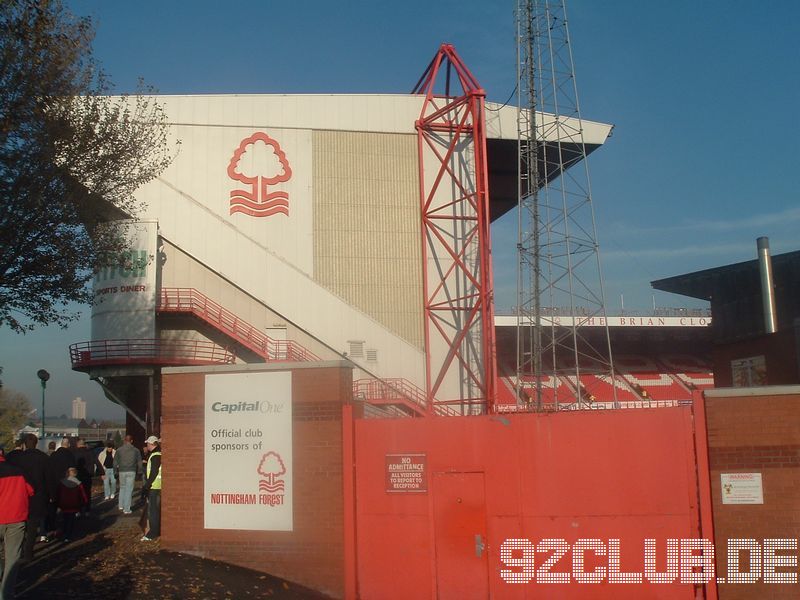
[353,408,706,599]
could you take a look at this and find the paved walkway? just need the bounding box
[12,483,330,599]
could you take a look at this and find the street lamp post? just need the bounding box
[37,369,50,439]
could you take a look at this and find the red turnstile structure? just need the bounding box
[412,44,497,415]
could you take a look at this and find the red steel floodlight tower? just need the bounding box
[412,44,497,415]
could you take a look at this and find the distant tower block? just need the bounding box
[72,397,87,420]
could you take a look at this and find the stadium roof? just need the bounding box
[651,249,800,301]
[652,248,800,342]
[137,94,614,223]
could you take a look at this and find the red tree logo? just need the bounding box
[228,132,292,218]
[257,451,286,493]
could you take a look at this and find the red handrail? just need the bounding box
[69,339,235,370]
[352,378,460,417]
[158,288,319,362]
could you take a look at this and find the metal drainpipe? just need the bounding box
[757,237,778,334]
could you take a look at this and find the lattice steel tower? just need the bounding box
[516,0,616,409]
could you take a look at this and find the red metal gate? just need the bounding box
[348,404,716,599]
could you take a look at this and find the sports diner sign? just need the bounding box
[204,371,292,531]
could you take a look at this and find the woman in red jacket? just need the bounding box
[0,453,33,598]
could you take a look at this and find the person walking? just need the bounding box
[0,452,33,599]
[140,436,162,541]
[45,438,75,538]
[56,467,86,543]
[97,442,116,501]
[113,435,141,515]
[4,440,23,463]
[6,433,50,559]
[71,438,95,516]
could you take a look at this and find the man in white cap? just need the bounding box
[141,436,161,541]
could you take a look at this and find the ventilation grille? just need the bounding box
[348,341,365,358]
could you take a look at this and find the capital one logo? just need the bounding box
[227,132,292,218]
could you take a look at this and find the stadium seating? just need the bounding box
[615,355,692,401]
[517,374,576,405]
[572,374,640,402]
[660,355,715,390]
[495,377,519,406]
[492,348,712,409]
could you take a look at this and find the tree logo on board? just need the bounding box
[257,451,286,506]
[227,132,292,218]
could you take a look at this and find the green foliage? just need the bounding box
[0,0,175,332]
[0,387,31,449]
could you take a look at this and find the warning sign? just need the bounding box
[386,453,427,493]
[721,473,764,505]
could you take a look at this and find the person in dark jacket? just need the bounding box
[71,438,95,516]
[56,467,87,543]
[140,436,162,541]
[46,438,76,536]
[4,439,23,463]
[7,433,50,559]
[0,453,34,599]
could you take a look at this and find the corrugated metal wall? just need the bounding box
[313,130,423,350]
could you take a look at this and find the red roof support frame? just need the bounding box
[413,44,497,414]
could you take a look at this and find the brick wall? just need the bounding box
[705,388,800,599]
[712,329,799,387]
[159,362,352,599]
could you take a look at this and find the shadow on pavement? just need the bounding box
[14,486,331,599]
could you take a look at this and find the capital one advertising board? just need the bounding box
[204,371,292,531]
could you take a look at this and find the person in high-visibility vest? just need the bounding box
[141,436,161,541]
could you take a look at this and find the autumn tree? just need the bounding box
[0,0,175,332]
[0,387,31,449]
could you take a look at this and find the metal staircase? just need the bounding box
[353,378,461,418]
[73,287,439,418]
[159,289,439,416]
[158,288,320,362]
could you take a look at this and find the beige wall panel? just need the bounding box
[158,240,331,361]
[313,130,423,349]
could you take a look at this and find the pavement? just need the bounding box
[12,481,331,599]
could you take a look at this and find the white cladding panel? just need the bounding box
[154,122,312,274]
[137,95,427,387]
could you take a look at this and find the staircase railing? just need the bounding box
[158,288,319,362]
[70,339,235,370]
[353,378,461,417]
[159,289,451,417]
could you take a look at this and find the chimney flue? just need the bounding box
[757,236,778,334]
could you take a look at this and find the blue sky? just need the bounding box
[2,0,798,418]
